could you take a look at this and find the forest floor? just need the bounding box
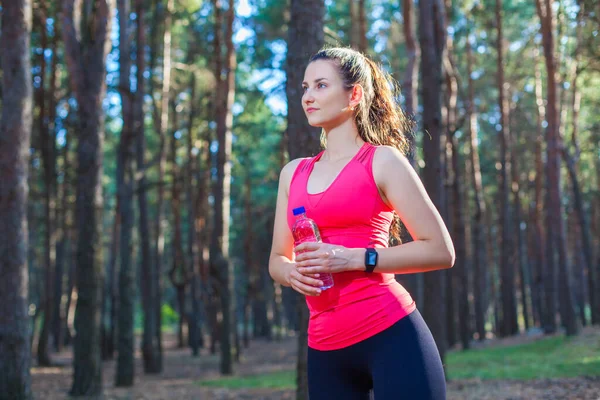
[32,326,600,400]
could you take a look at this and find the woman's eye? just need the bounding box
[302,86,308,92]
[318,83,326,88]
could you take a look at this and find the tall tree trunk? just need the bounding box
[0,0,34,397]
[186,73,203,356]
[466,32,488,342]
[495,0,518,337]
[102,210,119,360]
[358,0,367,53]
[53,127,70,353]
[62,0,113,395]
[563,5,598,325]
[115,0,136,386]
[168,102,190,349]
[535,0,580,335]
[286,0,325,397]
[151,0,174,372]
[509,100,530,332]
[36,1,57,367]
[135,0,161,374]
[348,0,357,48]
[443,24,462,349]
[401,0,418,165]
[48,20,64,352]
[418,0,447,361]
[243,167,254,348]
[211,0,237,375]
[532,48,551,332]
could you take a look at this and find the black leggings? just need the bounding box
[307,309,446,400]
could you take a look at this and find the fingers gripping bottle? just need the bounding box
[291,206,334,290]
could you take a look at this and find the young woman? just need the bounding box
[269,47,455,399]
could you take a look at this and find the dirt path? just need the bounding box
[32,333,600,399]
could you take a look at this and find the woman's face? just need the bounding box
[302,59,353,129]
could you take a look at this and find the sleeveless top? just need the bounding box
[287,142,416,351]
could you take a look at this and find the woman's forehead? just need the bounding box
[304,59,339,81]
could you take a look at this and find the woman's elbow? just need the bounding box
[444,243,456,269]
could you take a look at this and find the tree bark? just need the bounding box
[495,0,518,337]
[532,48,550,332]
[35,1,57,367]
[401,0,418,165]
[535,0,580,335]
[134,0,161,374]
[115,0,136,385]
[210,0,237,375]
[466,32,488,342]
[418,0,447,361]
[62,0,113,395]
[358,0,367,53]
[0,0,34,397]
[286,0,325,397]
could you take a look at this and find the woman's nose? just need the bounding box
[303,91,315,104]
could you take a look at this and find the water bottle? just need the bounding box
[291,206,334,290]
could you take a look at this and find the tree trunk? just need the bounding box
[535,0,580,335]
[243,168,254,348]
[509,101,530,332]
[134,0,161,374]
[358,0,367,53]
[563,6,598,325]
[495,0,518,337]
[210,0,237,375]
[62,0,113,395]
[401,0,418,165]
[0,0,34,397]
[286,0,325,396]
[36,2,57,367]
[186,73,203,356]
[151,0,174,372]
[115,0,136,385]
[533,48,551,332]
[466,33,488,342]
[169,102,190,349]
[418,0,447,361]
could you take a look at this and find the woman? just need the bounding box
[268,47,454,399]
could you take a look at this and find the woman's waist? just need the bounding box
[305,274,412,313]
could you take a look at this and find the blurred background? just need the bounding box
[0,0,599,398]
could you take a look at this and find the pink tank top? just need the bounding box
[287,142,416,350]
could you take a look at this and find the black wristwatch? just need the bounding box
[364,248,378,273]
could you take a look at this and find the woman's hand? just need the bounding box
[293,242,361,276]
[286,265,324,297]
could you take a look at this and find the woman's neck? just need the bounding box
[321,118,365,161]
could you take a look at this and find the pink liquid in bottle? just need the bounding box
[291,206,334,290]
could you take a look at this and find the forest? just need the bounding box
[0,0,599,398]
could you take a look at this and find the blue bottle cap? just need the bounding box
[292,206,306,216]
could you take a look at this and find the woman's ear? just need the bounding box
[349,84,364,109]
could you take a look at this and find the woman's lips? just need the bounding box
[306,108,319,113]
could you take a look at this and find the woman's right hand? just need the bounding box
[287,264,323,296]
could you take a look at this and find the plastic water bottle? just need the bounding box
[291,206,334,290]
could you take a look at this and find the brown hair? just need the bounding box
[309,47,415,244]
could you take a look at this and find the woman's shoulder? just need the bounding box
[279,157,311,193]
[372,145,414,181]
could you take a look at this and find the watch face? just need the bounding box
[367,250,378,266]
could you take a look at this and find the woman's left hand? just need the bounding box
[294,242,360,275]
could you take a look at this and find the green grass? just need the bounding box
[198,370,295,390]
[446,334,600,380]
[195,333,600,389]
